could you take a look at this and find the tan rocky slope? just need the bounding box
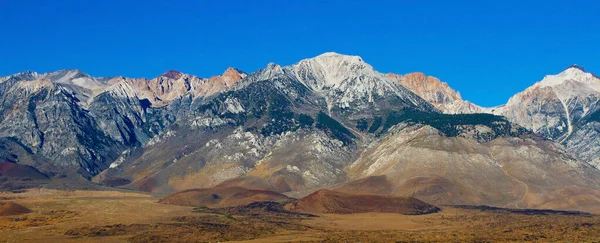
[387,72,481,114]
[106,67,247,106]
[332,175,393,195]
[346,124,600,213]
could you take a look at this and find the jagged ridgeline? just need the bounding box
[0,52,545,188]
[3,53,600,214]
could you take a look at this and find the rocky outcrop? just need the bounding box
[96,53,438,194]
[109,68,247,106]
[488,66,600,167]
[0,79,124,177]
[387,72,482,114]
[3,54,600,215]
[0,67,245,179]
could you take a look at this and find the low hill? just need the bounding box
[333,175,393,195]
[286,189,439,215]
[0,162,50,191]
[214,176,280,192]
[0,201,32,216]
[158,186,290,208]
[0,162,49,180]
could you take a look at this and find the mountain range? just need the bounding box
[2,52,600,212]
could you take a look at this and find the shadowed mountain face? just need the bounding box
[2,54,600,213]
[0,68,246,180]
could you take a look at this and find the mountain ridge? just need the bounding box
[2,54,600,213]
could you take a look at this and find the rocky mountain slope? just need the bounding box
[97,52,437,195]
[486,66,600,168]
[346,121,600,211]
[391,65,600,170]
[0,67,245,180]
[386,72,482,114]
[2,53,600,213]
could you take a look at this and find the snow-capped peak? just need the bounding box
[568,64,585,72]
[293,52,375,88]
[537,65,599,88]
[318,51,343,57]
[253,62,285,81]
[1,70,40,82]
[316,52,363,60]
[313,52,366,66]
[38,69,108,93]
[13,70,40,78]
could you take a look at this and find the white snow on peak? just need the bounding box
[497,66,600,143]
[254,63,285,81]
[318,52,343,57]
[44,69,106,90]
[317,52,362,59]
[15,70,40,78]
[286,52,429,109]
[293,52,375,88]
[1,71,40,83]
[537,67,599,89]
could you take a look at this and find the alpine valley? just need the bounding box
[2,52,600,215]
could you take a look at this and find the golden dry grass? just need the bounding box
[0,189,600,242]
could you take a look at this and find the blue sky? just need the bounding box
[1,0,598,106]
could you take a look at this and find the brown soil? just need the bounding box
[130,177,157,192]
[159,186,290,208]
[286,189,440,215]
[0,162,48,180]
[394,175,466,202]
[215,176,279,192]
[334,175,393,195]
[0,201,31,216]
[1,189,600,242]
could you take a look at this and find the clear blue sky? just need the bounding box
[1,0,599,106]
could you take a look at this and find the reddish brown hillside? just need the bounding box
[287,189,439,215]
[159,186,290,208]
[0,201,32,216]
[334,175,393,195]
[215,176,279,192]
[0,162,48,180]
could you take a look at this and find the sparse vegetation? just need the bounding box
[316,112,355,145]
[382,108,530,139]
[356,118,369,132]
[2,189,600,242]
[368,116,382,133]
